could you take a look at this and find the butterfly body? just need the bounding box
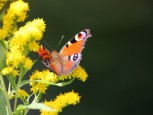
[38,29,91,75]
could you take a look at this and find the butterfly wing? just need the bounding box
[38,45,64,75]
[60,29,91,56]
[60,29,92,74]
[38,45,52,70]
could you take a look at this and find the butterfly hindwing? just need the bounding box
[62,53,82,74]
[38,45,51,60]
[38,45,52,69]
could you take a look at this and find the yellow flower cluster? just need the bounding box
[18,89,29,100]
[0,0,29,39]
[30,70,58,94]
[1,18,46,76]
[1,66,19,77]
[40,91,81,115]
[60,66,88,82]
[30,66,88,94]
[9,18,46,52]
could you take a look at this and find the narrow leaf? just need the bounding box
[27,102,55,111]
[0,40,6,69]
[54,78,75,86]
[7,75,16,89]
[20,78,75,87]
[16,102,56,111]
[0,90,7,115]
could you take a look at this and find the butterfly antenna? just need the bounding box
[42,39,54,50]
[55,35,64,50]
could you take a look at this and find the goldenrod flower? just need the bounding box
[9,0,29,21]
[1,66,19,77]
[60,66,88,82]
[30,83,48,94]
[6,50,25,68]
[4,18,45,72]
[9,18,46,51]
[18,89,29,100]
[0,0,29,39]
[28,41,40,52]
[23,57,33,69]
[30,70,58,94]
[30,66,88,94]
[40,91,81,115]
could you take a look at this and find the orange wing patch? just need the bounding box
[60,29,91,56]
[38,46,52,60]
[60,40,86,56]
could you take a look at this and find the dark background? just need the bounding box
[26,0,153,115]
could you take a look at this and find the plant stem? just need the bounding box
[0,74,12,115]
[13,77,21,112]
[13,67,25,112]
[24,109,29,115]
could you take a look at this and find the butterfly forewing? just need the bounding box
[60,29,91,56]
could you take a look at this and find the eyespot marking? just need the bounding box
[73,54,78,61]
[75,31,87,41]
[77,33,83,39]
[42,59,50,66]
[69,53,81,62]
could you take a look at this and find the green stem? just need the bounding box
[13,76,21,112]
[24,109,29,115]
[13,67,24,112]
[8,83,10,92]
[0,74,12,115]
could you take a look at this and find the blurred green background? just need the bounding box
[27,0,153,115]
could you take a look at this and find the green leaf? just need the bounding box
[0,90,7,115]
[27,102,55,111]
[0,40,6,69]
[16,102,56,112]
[20,78,75,87]
[7,75,16,89]
[0,9,6,21]
[54,78,75,87]
[19,80,30,87]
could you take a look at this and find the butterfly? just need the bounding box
[38,29,92,75]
